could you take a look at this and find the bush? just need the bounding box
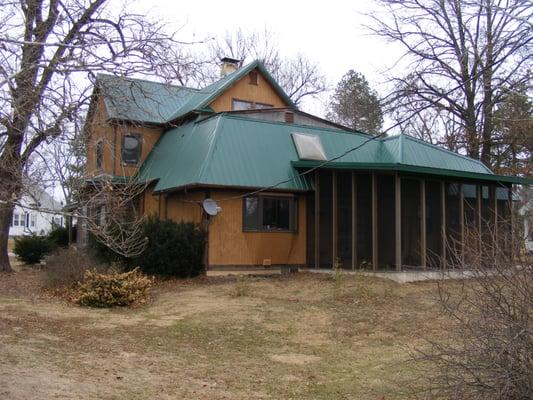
[76,267,153,308]
[44,248,104,287]
[13,235,51,264]
[87,224,131,266]
[133,216,206,278]
[47,225,69,249]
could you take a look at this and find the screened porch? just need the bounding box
[305,170,512,271]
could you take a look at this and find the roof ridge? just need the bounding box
[401,134,493,174]
[218,112,372,137]
[196,115,225,183]
[96,73,199,92]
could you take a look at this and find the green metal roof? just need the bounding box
[96,60,295,125]
[137,113,531,193]
[165,60,296,122]
[96,74,199,124]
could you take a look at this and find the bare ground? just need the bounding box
[0,268,453,400]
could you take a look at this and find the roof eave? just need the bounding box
[291,161,533,185]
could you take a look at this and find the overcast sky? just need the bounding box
[129,0,404,116]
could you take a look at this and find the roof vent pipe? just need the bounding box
[220,57,241,77]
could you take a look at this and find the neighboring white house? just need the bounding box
[9,186,64,237]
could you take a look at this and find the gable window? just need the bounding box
[95,140,103,170]
[249,70,258,85]
[243,195,297,232]
[122,134,142,165]
[232,99,274,111]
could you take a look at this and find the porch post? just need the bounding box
[420,179,427,269]
[395,174,402,271]
[459,184,464,263]
[314,171,320,269]
[332,170,338,268]
[477,185,482,253]
[372,172,378,271]
[440,181,446,269]
[492,186,498,257]
[351,171,357,270]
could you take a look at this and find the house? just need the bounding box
[83,58,532,270]
[9,185,64,237]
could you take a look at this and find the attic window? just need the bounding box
[291,133,327,161]
[249,70,258,85]
[232,99,274,111]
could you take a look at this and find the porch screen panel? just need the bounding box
[377,174,395,269]
[337,171,352,269]
[446,182,461,266]
[496,186,511,254]
[480,185,492,249]
[356,174,372,266]
[425,181,442,269]
[318,170,333,268]
[401,179,421,267]
[462,183,478,264]
[306,192,315,267]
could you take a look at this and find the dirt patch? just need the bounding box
[270,353,321,365]
[0,269,449,399]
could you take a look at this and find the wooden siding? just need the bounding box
[209,69,288,112]
[208,190,306,266]
[86,97,163,177]
[151,189,306,266]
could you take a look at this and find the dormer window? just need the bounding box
[122,134,142,165]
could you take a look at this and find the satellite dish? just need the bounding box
[202,198,221,216]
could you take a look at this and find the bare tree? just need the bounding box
[208,29,328,107]
[369,0,532,167]
[0,0,193,272]
[412,223,532,399]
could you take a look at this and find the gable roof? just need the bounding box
[95,60,295,125]
[137,113,532,194]
[165,60,296,122]
[96,74,199,124]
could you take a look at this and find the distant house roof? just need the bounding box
[137,113,532,194]
[96,60,295,125]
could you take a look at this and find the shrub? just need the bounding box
[13,235,51,264]
[133,217,206,278]
[44,248,104,287]
[87,226,131,266]
[76,267,153,308]
[47,225,69,249]
[86,216,206,277]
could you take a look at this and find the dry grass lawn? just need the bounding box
[0,268,454,399]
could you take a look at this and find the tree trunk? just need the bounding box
[0,204,14,272]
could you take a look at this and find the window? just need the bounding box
[232,99,274,111]
[255,102,273,109]
[13,213,20,227]
[52,216,63,226]
[249,70,258,85]
[232,99,254,111]
[96,140,103,170]
[30,214,36,227]
[122,134,141,165]
[243,195,297,232]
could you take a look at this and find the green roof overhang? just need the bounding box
[292,161,533,186]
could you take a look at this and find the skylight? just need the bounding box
[291,133,327,161]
